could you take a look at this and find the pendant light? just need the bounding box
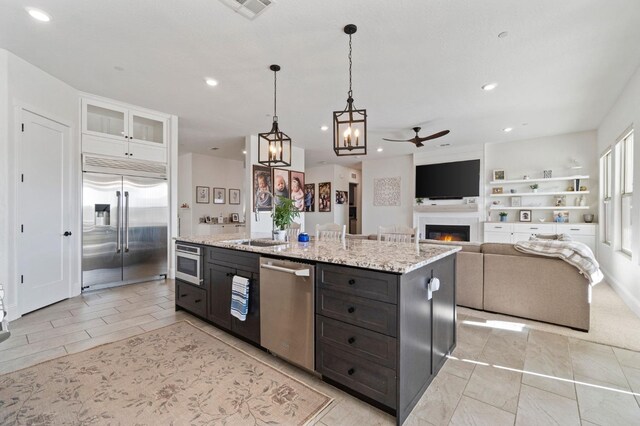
[258,64,292,167]
[333,24,367,156]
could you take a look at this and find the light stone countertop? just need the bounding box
[176,233,461,274]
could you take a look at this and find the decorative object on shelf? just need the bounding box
[415,197,424,205]
[213,187,225,204]
[566,185,575,191]
[523,175,530,180]
[205,215,212,223]
[538,218,546,222]
[180,202,190,208]
[510,189,517,193]
[554,210,569,223]
[579,195,587,207]
[290,170,305,211]
[382,126,450,148]
[272,168,290,207]
[554,195,566,207]
[258,64,291,167]
[253,165,273,212]
[319,182,332,212]
[543,170,553,179]
[336,190,348,205]
[229,189,240,205]
[304,183,315,212]
[499,212,508,222]
[511,196,521,207]
[579,185,587,191]
[492,200,501,205]
[196,186,210,204]
[333,24,367,156]
[583,213,594,223]
[217,214,224,224]
[373,176,401,206]
[569,159,583,170]
[573,178,581,192]
[272,196,300,241]
[231,213,240,222]
[493,170,505,181]
[492,187,504,194]
[529,183,539,193]
[519,210,532,222]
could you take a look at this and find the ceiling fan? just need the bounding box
[382,127,450,147]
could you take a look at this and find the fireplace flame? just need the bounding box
[443,235,453,242]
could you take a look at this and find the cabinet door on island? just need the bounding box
[205,263,233,330]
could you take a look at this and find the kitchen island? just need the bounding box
[175,234,460,425]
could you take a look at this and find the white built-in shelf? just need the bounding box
[490,191,590,197]
[489,175,590,185]
[489,206,591,211]
[414,204,479,213]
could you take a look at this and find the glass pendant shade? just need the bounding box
[258,64,292,168]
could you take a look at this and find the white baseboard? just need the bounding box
[5,303,20,322]
[602,267,640,319]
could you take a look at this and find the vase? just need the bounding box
[500,216,507,222]
[532,188,538,193]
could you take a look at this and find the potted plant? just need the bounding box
[499,211,508,222]
[272,196,300,241]
[415,197,424,205]
[529,183,539,193]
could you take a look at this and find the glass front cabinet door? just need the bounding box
[82,99,128,141]
[130,110,166,147]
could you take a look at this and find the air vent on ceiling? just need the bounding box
[219,0,274,20]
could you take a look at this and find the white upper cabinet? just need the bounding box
[81,98,169,163]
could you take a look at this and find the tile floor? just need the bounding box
[2,280,640,425]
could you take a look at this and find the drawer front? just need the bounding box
[317,343,397,409]
[513,224,556,234]
[484,223,513,232]
[317,289,397,337]
[206,247,259,272]
[176,281,207,317]
[317,263,398,304]
[557,224,596,236]
[316,315,397,369]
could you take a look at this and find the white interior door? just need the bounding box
[17,110,71,314]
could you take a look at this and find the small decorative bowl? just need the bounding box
[298,233,310,242]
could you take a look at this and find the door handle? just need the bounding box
[124,191,130,252]
[116,191,121,253]
[63,231,72,237]
[260,263,310,276]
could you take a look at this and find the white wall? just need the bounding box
[0,50,9,316]
[596,64,640,317]
[361,155,414,235]
[1,49,80,320]
[485,131,598,223]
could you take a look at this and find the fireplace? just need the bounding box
[425,225,470,242]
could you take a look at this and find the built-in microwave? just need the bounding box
[175,243,202,286]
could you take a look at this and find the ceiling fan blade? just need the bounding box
[382,138,412,142]
[416,130,450,143]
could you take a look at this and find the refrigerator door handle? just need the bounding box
[116,191,122,253]
[124,191,130,252]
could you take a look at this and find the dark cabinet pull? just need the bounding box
[63,231,72,236]
[347,337,356,344]
[347,368,355,375]
[348,279,355,285]
[180,294,187,298]
[194,299,201,303]
[347,307,355,314]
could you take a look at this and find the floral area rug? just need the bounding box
[0,321,332,425]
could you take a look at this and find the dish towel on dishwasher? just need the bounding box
[231,275,250,321]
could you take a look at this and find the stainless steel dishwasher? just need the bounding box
[260,256,315,371]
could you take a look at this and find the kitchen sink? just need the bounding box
[237,239,287,247]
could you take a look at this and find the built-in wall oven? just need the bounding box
[175,243,203,285]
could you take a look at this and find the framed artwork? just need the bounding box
[231,213,239,222]
[205,215,212,223]
[229,188,240,205]
[304,183,315,212]
[272,168,290,207]
[253,165,273,211]
[543,170,553,179]
[493,170,505,181]
[290,170,305,211]
[336,190,348,205]
[553,210,570,223]
[492,187,504,194]
[196,186,209,204]
[511,196,521,207]
[213,187,225,204]
[554,195,566,207]
[519,210,532,222]
[319,182,332,212]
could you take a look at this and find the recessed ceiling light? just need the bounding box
[503,127,513,133]
[377,147,383,152]
[481,83,498,91]
[440,143,450,147]
[210,147,219,151]
[205,78,218,87]
[26,7,51,22]
[320,125,329,131]
[242,150,247,155]
[498,31,509,39]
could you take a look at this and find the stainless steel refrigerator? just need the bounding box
[82,167,168,290]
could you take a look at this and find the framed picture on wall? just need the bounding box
[196,186,209,204]
[336,190,348,205]
[272,168,290,206]
[231,213,239,222]
[493,170,505,181]
[304,183,315,212]
[319,182,331,212]
[229,188,240,205]
[290,171,305,211]
[213,187,225,204]
[519,210,532,222]
[253,165,273,211]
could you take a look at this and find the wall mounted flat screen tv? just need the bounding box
[415,159,480,199]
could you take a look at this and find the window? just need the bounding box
[601,149,613,244]
[621,131,633,254]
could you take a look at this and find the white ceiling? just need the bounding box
[2,0,640,166]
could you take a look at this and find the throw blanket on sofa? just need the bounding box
[514,240,604,286]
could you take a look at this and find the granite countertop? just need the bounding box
[176,233,461,274]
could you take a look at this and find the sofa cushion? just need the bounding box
[481,243,530,257]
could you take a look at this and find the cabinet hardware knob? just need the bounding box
[570,228,580,231]
[347,368,355,375]
[348,337,356,344]
[194,299,201,303]
[180,294,187,298]
[348,279,355,285]
[63,231,72,236]
[129,153,133,156]
[347,307,355,314]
